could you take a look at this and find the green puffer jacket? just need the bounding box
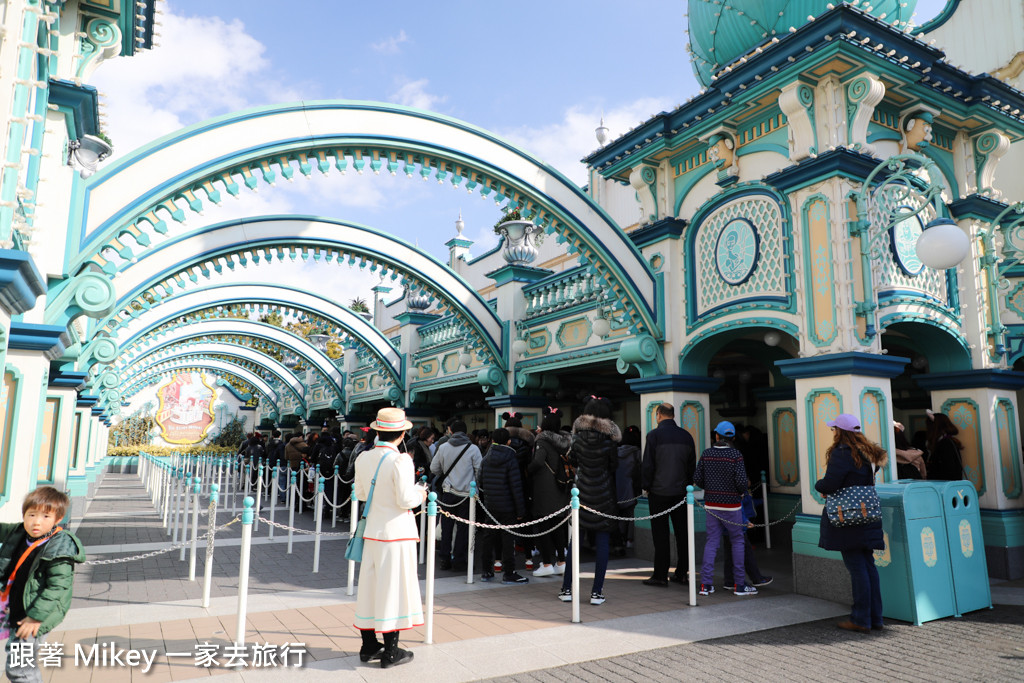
[0,523,85,635]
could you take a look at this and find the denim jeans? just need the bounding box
[6,633,43,683]
[841,548,883,629]
[700,508,744,587]
[561,531,610,595]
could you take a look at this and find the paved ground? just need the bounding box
[485,606,1024,682]
[29,469,1024,682]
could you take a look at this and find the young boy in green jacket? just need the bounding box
[0,486,85,682]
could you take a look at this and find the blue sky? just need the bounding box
[92,0,951,304]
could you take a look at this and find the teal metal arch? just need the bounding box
[879,319,972,373]
[117,319,346,395]
[91,217,504,368]
[67,101,660,337]
[122,345,309,414]
[121,363,282,419]
[104,282,402,381]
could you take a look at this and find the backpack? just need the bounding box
[547,443,575,492]
[315,435,339,477]
[246,441,266,462]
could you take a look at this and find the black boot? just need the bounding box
[358,629,383,663]
[380,631,413,669]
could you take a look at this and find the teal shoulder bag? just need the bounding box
[345,453,389,562]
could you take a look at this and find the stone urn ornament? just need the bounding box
[497,220,542,265]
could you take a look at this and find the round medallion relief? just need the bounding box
[714,218,759,285]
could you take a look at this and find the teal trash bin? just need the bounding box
[939,480,992,616]
[874,482,956,625]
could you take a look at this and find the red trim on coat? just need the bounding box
[352,623,425,633]
[364,537,420,542]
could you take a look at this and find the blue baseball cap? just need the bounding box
[826,413,861,432]
[714,420,736,437]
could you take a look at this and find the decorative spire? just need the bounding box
[455,210,464,236]
[595,116,609,147]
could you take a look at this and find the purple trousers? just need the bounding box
[700,507,745,587]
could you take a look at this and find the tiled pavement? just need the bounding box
[30,472,1024,682]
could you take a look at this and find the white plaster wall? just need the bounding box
[925,1,1024,77]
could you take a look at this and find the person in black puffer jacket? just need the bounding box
[478,428,528,584]
[527,407,571,575]
[558,397,620,606]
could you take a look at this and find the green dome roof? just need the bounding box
[688,0,919,87]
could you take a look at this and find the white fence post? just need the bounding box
[347,492,358,596]
[253,460,263,533]
[202,483,219,609]
[687,485,697,607]
[313,476,324,573]
[425,492,437,645]
[189,477,201,581]
[235,497,255,646]
[467,481,477,584]
[571,487,580,624]
[761,470,771,550]
[268,464,278,540]
[287,471,296,554]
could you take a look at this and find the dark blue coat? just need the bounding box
[814,445,884,552]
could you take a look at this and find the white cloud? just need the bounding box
[371,29,409,54]
[498,97,674,186]
[390,78,446,111]
[92,5,303,158]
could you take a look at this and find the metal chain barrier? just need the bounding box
[699,499,803,528]
[256,516,351,537]
[436,492,470,508]
[579,496,689,522]
[440,500,572,538]
[83,517,240,566]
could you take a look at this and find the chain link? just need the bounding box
[82,516,240,566]
[699,500,803,528]
[580,496,689,522]
[256,516,351,537]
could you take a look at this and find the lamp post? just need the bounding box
[852,153,971,337]
[978,201,1024,359]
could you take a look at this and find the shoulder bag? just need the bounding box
[0,527,60,639]
[825,464,882,527]
[345,456,389,563]
[432,443,471,494]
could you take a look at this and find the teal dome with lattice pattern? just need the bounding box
[688,0,919,87]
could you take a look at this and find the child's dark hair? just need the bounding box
[582,395,612,420]
[623,425,642,448]
[23,486,69,521]
[501,411,523,428]
[491,427,511,445]
[541,406,562,432]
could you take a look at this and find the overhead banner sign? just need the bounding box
[156,373,216,444]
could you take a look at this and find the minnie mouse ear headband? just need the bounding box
[501,411,523,420]
[542,406,562,417]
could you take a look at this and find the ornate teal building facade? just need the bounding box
[1,1,1023,589]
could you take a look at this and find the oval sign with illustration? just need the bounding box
[890,212,924,277]
[715,218,759,285]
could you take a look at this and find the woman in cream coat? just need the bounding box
[352,407,428,668]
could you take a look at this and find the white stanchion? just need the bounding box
[253,461,263,533]
[298,465,305,515]
[189,477,201,581]
[268,465,278,540]
[162,465,172,530]
[347,492,357,596]
[179,475,191,561]
[425,492,437,645]
[171,469,183,542]
[467,481,477,585]
[687,485,697,607]
[235,497,255,646]
[571,487,580,624]
[761,471,771,550]
[313,476,325,573]
[287,472,296,554]
[418,494,427,566]
[332,473,339,529]
[202,484,219,608]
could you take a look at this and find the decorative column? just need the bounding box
[68,395,99,506]
[915,370,1024,579]
[46,369,89,495]
[1,322,65,521]
[776,352,907,600]
[755,387,802,520]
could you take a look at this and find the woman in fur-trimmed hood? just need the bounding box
[559,397,621,605]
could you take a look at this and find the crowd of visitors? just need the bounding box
[232,401,971,652]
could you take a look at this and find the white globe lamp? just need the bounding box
[593,316,612,338]
[916,217,970,270]
[763,331,781,347]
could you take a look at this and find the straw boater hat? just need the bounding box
[370,406,413,432]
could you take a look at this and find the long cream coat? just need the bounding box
[352,444,427,633]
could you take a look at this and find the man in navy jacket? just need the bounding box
[641,403,696,586]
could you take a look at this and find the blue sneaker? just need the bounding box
[734,584,758,596]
